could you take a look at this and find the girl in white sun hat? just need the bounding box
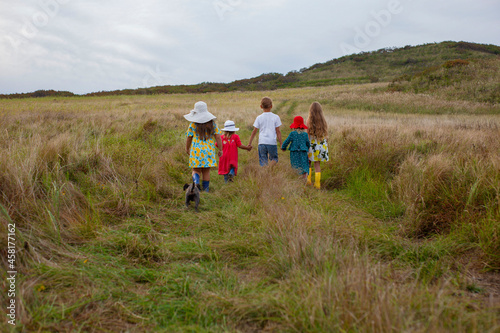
[185,101,223,192]
[218,120,252,183]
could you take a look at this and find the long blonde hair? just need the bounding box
[306,102,328,139]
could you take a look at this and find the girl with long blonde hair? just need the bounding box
[306,102,329,189]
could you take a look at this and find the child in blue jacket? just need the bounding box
[281,116,310,177]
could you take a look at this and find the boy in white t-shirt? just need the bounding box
[248,97,282,166]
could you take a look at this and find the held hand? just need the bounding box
[247,145,252,151]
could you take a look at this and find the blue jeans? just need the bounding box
[258,144,278,166]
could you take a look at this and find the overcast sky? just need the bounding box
[1,0,499,94]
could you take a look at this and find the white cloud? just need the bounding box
[0,0,499,94]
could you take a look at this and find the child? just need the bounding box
[281,116,310,177]
[306,102,329,189]
[248,97,282,166]
[218,120,252,183]
[185,101,223,192]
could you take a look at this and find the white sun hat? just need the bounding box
[184,101,217,123]
[221,120,239,132]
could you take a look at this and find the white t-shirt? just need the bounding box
[253,112,282,145]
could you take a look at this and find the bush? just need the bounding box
[443,59,470,68]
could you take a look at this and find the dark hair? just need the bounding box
[196,121,215,141]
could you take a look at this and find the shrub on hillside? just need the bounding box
[453,41,500,55]
[443,59,470,69]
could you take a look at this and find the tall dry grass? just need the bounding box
[322,110,500,268]
[201,162,498,332]
[0,86,499,331]
[1,88,498,265]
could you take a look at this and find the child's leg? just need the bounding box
[200,168,210,181]
[228,167,235,182]
[314,161,321,173]
[268,145,278,166]
[194,168,210,190]
[258,145,268,166]
[201,168,211,192]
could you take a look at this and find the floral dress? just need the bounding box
[186,122,221,168]
[308,137,329,162]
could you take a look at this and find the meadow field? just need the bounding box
[0,83,499,332]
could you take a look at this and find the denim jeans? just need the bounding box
[258,144,278,166]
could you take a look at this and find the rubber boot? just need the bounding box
[193,172,200,184]
[314,172,321,189]
[307,168,312,185]
[202,180,210,192]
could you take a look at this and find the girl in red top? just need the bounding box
[218,120,252,182]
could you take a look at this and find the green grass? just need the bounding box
[1,86,499,332]
[339,168,405,220]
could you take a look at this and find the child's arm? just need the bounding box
[186,136,193,155]
[281,132,292,151]
[276,127,282,147]
[248,127,258,146]
[215,134,223,157]
[234,134,251,151]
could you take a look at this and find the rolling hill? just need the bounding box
[1,41,499,99]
